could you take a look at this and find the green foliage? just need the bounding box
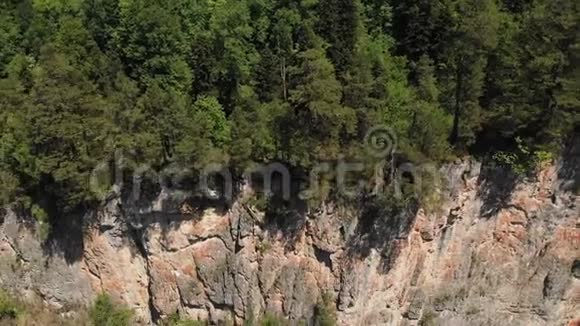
[161,311,296,326]
[259,313,289,326]
[0,170,19,206]
[492,137,554,176]
[31,203,51,240]
[162,313,208,326]
[313,293,337,326]
[407,55,452,161]
[89,294,133,326]
[317,0,362,75]
[0,290,21,320]
[115,1,191,90]
[0,0,577,221]
[175,95,231,167]
[0,4,21,75]
[482,0,579,149]
[256,239,273,254]
[286,45,357,167]
[229,99,286,168]
[0,289,91,325]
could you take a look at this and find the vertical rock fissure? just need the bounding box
[129,226,161,323]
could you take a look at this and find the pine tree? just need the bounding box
[0,2,21,76]
[286,46,356,167]
[409,55,451,161]
[440,0,500,148]
[317,0,362,76]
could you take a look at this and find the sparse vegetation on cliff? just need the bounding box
[0,290,20,321]
[0,289,89,325]
[89,294,133,326]
[313,292,338,326]
[162,313,208,326]
[0,291,133,326]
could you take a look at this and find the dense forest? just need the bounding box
[0,0,578,217]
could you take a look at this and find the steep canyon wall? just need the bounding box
[0,147,579,325]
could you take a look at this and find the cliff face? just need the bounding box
[1,147,579,325]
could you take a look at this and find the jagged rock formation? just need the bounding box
[0,146,579,325]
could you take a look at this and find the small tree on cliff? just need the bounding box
[314,292,337,326]
[89,294,133,326]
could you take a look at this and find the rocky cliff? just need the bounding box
[1,144,579,325]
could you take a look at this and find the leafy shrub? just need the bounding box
[313,293,337,326]
[162,312,208,326]
[89,294,133,326]
[0,290,20,320]
[493,137,554,176]
[493,151,524,175]
[0,170,19,206]
[256,240,272,254]
[259,313,289,326]
[534,150,553,167]
[246,194,268,212]
[162,311,304,326]
[30,204,51,241]
[0,289,91,325]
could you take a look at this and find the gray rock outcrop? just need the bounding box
[0,151,578,325]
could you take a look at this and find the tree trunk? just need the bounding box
[450,63,463,145]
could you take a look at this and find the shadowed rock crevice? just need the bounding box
[477,160,519,219]
[558,133,580,193]
[313,246,332,270]
[345,193,419,274]
[261,195,308,251]
[572,260,580,279]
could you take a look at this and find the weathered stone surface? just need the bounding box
[0,210,93,310]
[404,288,425,320]
[0,147,579,325]
[82,227,151,323]
[192,237,235,307]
